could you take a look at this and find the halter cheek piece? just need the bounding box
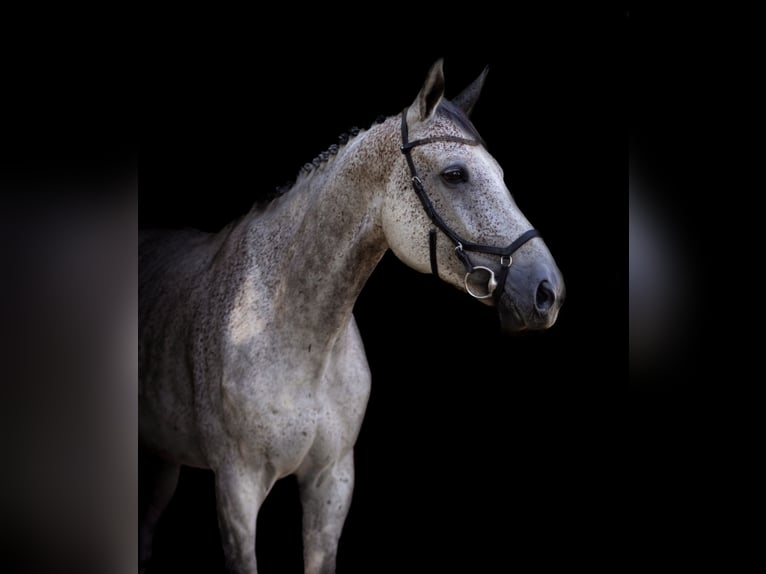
[399,107,541,302]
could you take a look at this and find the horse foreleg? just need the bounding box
[138,451,180,573]
[297,452,355,574]
[214,463,275,574]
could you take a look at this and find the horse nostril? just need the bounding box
[535,279,556,313]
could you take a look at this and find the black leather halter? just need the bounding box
[399,107,541,301]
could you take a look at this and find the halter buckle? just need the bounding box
[500,255,513,267]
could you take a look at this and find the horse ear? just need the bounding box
[452,65,489,117]
[408,59,445,124]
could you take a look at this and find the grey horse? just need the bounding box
[139,59,564,573]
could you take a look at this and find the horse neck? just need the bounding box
[235,119,398,350]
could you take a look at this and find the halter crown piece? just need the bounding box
[399,107,541,301]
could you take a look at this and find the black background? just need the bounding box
[136,8,708,573]
[0,6,739,573]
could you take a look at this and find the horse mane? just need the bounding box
[253,101,482,212]
[251,115,385,211]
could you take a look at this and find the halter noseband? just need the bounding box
[399,107,541,301]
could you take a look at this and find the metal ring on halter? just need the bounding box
[500,255,512,267]
[464,266,497,299]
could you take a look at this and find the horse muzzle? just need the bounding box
[497,262,565,332]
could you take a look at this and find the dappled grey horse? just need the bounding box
[139,60,564,573]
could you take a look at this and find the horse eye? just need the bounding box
[441,167,467,184]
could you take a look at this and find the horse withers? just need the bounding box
[139,59,564,574]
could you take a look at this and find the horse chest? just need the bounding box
[216,345,352,454]
[220,380,358,476]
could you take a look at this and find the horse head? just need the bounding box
[382,59,564,332]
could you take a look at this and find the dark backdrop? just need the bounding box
[0,6,729,573]
[137,10,693,573]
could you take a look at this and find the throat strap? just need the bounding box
[429,228,439,277]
